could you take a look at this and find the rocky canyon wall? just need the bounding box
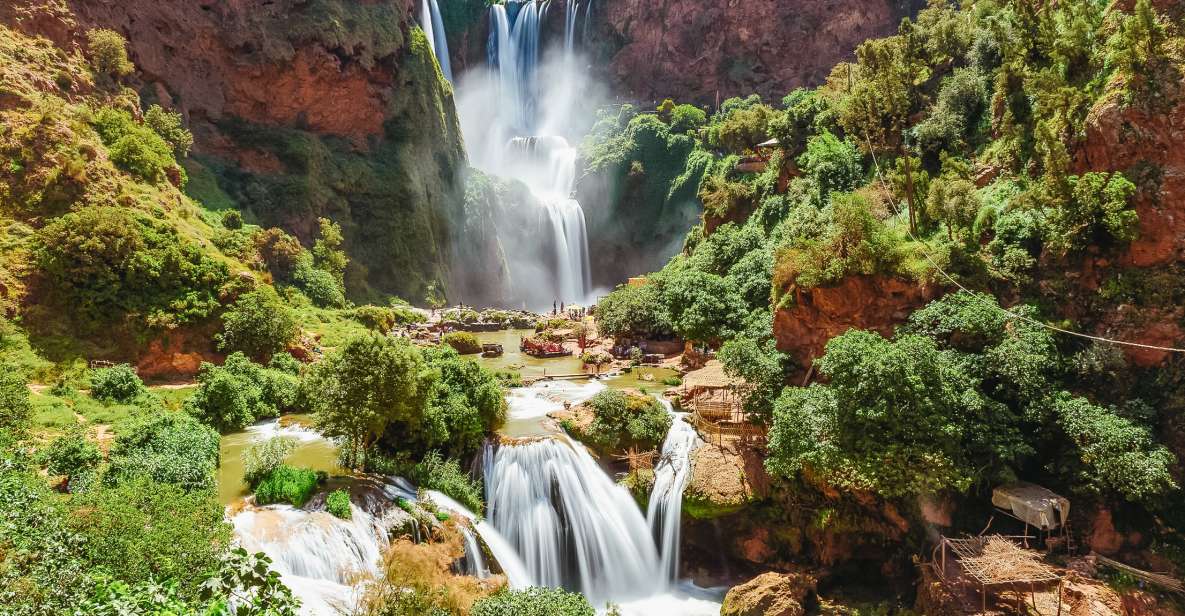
[5,0,469,303]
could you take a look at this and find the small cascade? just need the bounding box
[424,489,534,588]
[232,504,388,615]
[420,0,453,82]
[459,527,490,579]
[646,401,702,582]
[484,436,662,605]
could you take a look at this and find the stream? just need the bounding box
[221,339,721,615]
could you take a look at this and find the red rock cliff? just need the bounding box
[598,0,922,104]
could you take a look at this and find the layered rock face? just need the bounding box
[597,0,924,104]
[12,0,468,303]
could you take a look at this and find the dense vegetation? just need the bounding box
[592,0,1185,547]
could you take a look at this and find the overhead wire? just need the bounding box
[860,136,1185,354]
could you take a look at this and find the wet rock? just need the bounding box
[721,571,817,616]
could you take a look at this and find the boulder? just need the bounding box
[720,572,817,616]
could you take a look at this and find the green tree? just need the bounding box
[144,104,194,158]
[217,287,299,361]
[657,268,747,343]
[796,131,863,197]
[925,175,981,240]
[0,363,31,433]
[580,389,672,452]
[305,334,433,469]
[595,282,673,339]
[311,217,348,286]
[86,29,133,76]
[42,430,102,481]
[90,364,145,403]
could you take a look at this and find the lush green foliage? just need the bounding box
[306,333,432,468]
[254,464,320,507]
[36,206,228,328]
[92,107,182,184]
[85,29,133,76]
[595,281,673,339]
[90,363,145,403]
[42,430,101,479]
[442,331,481,354]
[471,587,595,616]
[326,489,352,519]
[579,389,672,452]
[217,287,300,361]
[242,436,297,488]
[187,352,299,433]
[0,362,32,432]
[411,451,484,515]
[106,412,221,491]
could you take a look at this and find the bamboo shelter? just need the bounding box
[678,360,763,446]
[933,535,1064,614]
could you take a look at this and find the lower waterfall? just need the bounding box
[647,401,702,583]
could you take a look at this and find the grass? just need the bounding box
[292,305,374,349]
[152,385,197,411]
[254,464,321,507]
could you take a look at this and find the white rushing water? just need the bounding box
[647,400,702,583]
[460,0,596,309]
[420,0,453,82]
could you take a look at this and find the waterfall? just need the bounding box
[460,527,490,579]
[424,489,534,588]
[646,401,702,582]
[420,0,453,82]
[232,504,388,615]
[484,436,662,605]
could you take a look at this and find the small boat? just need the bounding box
[481,343,504,358]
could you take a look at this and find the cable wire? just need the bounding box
[860,137,1185,354]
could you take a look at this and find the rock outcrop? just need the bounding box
[720,571,817,616]
[5,0,469,303]
[773,275,937,369]
[683,443,768,519]
[596,0,924,104]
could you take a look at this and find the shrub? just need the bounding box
[86,29,133,76]
[471,587,594,616]
[411,345,507,458]
[293,261,346,308]
[797,131,863,196]
[90,364,145,403]
[42,431,102,480]
[106,413,221,491]
[187,353,298,432]
[143,105,193,158]
[326,489,352,519]
[582,390,671,452]
[267,352,302,376]
[442,332,481,354]
[92,107,178,183]
[254,465,320,507]
[0,363,31,432]
[668,104,707,133]
[411,451,484,515]
[352,305,397,333]
[254,228,305,281]
[217,286,299,361]
[242,436,296,488]
[221,209,244,230]
[70,477,230,596]
[595,282,673,340]
[311,217,348,286]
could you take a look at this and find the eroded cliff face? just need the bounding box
[7,0,468,303]
[597,0,923,104]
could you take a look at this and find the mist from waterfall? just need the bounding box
[420,0,452,82]
[456,0,605,309]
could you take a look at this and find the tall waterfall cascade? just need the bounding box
[459,0,595,309]
[420,0,452,82]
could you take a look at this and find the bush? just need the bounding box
[221,209,244,230]
[326,489,352,519]
[442,331,482,354]
[411,451,484,515]
[90,364,145,403]
[254,465,320,507]
[187,353,298,433]
[409,345,507,458]
[352,305,397,333]
[582,390,671,452]
[106,413,221,491]
[254,228,305,281]
[471,587,594,616]
[294,261,346,308]
[42,431,101,480]
[797,131,863,196]
[86,29,133,76]
[70,477,230,597]
[217,286,299,361]
[0,363,31,432]
[668,104,707,133]
[92,107,178,183]
[267,352,302,376]
[143,104,194,158]
[242,436,297,488]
